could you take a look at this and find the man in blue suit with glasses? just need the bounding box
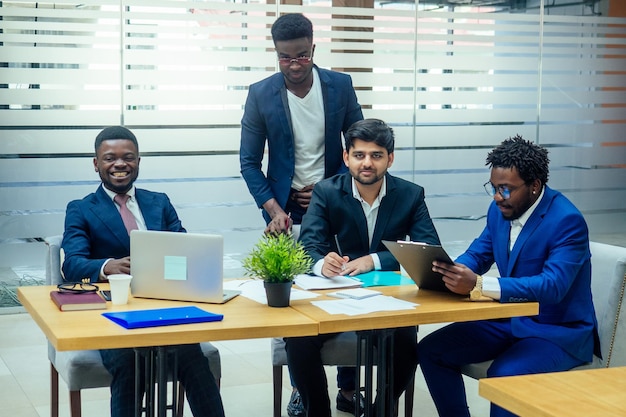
[418,135,600,417]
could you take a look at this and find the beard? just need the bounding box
[353,170,384,186]
[100,171,137,195]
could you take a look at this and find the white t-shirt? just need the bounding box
[288,68,326,191]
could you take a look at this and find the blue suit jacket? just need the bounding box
[240,66,363,223]
[457,186,599,362]
[300,172,441,270]
[61,185,185,283]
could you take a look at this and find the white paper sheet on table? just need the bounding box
[311,295,418,316]
[223,279,320,305]
[294,274,362,290]
[329,288,382,300]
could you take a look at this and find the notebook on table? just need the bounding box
[103,306,224,329]
[130,230,240,304]
[50,290,106,311]
[382,240,455,292]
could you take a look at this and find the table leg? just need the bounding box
[147,349,156,417]
[170,352,179,415]
[376,329,394,417]
[135,349,142,417]
[157,347,167,417]
[134,346,180,417]
[357,329,396,417]
[135,348,152,417]
[357,331,376,417]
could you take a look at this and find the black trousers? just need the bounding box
[285,326,418,417]
[100,344,224,417]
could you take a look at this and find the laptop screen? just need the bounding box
[130,230,229,303]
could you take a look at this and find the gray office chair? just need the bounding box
[461,241,626,380]
[45,235,222,417]
[271,334,415,417]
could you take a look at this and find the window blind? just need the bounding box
[1,0,624,274]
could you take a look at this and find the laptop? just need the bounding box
[130,230,240,304]
[382,240,455,292]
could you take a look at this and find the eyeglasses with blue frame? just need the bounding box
[483,181,526,200]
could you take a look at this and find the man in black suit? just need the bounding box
[286,118,441,417]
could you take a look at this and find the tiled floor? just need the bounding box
[2,232,624,417]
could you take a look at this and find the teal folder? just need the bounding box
[102,306,223,329]
[354,271,414,287]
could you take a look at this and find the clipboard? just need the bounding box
[382,240,454,292]
[102,306,224,329]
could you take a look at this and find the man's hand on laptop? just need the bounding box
[103,256,131,277]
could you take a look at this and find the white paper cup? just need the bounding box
[107,274,133,305]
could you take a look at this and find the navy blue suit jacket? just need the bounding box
[300,172,440,270]
[240,66,363,223]
[457,186,599,362]
[61,185,185,283]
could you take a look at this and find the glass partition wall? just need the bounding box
[1,0,624,303]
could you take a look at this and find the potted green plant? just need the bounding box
[242,233,313,307]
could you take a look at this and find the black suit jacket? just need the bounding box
[300,172,440,270]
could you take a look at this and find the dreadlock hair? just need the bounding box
[486,134,549,185]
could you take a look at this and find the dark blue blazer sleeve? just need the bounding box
[240,67,363,220]
[456,186,597,362]
[61,185,185,283]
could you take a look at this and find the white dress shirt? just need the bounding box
[482,186,545,300]
[99,185,147,279]
[312,177,387,276]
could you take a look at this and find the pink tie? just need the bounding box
[114,194,138,235]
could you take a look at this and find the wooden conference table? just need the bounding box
[18,284,319,417]
[19,283,538,417]
[479,366,626,417]
[17,284,319,351]
[290,285,539,417]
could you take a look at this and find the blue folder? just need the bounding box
[354,270,414,287]
[102,306,224,329]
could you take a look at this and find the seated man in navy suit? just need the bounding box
[61,126,225,417]
[286,119,441,417]
[418,135,599,417]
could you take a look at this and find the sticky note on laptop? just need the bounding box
[164,256,187,281]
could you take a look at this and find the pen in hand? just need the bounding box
[285,212,291,232]
[334,234,346,271]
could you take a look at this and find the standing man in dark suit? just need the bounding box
[418,135,599,417]
[61,126,225,417]
[240,13,363,236]
[239,13,363,415]
[286,119,441,417]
